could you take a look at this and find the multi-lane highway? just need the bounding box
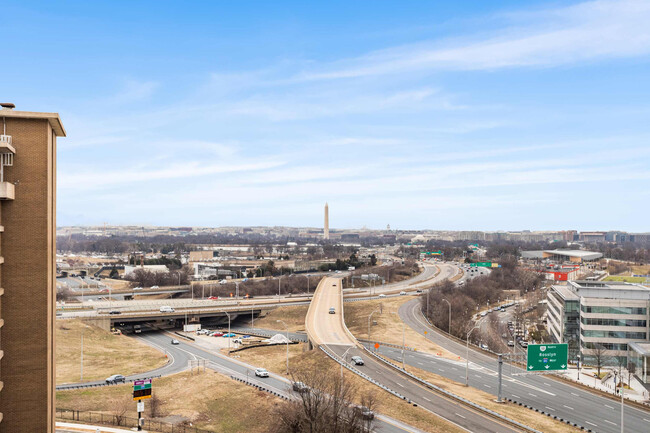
[306,276,525,433]
[398,292,650,433]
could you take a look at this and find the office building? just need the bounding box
[546,281,650,371]
[0,103,65,432]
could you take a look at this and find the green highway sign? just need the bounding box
[470,262,492,267]
[526,344,568,372]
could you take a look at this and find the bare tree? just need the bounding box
[269,367,376,433]
[111,397,131,426]
[590,344,610,377]
[148,394,163,418]
[627,361,636,387]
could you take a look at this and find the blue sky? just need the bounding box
[4,0,650,231]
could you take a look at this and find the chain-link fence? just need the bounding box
[56,408,214,433]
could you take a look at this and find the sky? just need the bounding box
[3,0,650,232]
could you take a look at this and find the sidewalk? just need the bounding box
[56,421,148,433]
[560,366,650,403]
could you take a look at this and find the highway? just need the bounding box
[306,276,525,433]
[58,331,418,432]
[399,297,650,433]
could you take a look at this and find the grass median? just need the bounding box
[344,295,460,360]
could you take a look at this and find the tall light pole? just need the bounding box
[80,325,84,381]
[224,311,231,355]
[466,326,480,386]
[441,298,451,334]
[278,275,283,299]
[390,312,406,370]
[367,308,381,339]
[341,347,353,379]
[277,320,290,375]
[235,282,240,299]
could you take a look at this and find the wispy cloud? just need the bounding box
[298,0,650,80]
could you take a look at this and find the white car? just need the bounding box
[133,286,143,291]
[254,368,269,378]
[151,285,159,289]
[219,279,228,285]
[378,294,386,298]
[399,291,406,296]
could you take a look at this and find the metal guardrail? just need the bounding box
[362,346,545,433]
[56,374,162,391]
[319,346,414,405]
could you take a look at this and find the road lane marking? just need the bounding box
[417,362,424,365]
[604,404,614,409]
[422,396,431,402]
[644,418,650,423]
[528,393,537,397]
[397,383,405,388]
[455,413,466,419]
[586,421,597,427]
[563,405,574,410]
[571,392,579,396]
[512,394,520,398]
[604,420,616,426]
[484,385,491,388]
[545,406,555,411]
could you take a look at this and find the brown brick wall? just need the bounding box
[0,116,56,433]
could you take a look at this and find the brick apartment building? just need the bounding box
[0,103,64,432]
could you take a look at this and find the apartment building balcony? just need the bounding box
[0,135,15,154]
[0,182,14,200]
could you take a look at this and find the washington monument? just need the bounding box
[324,202,330,240]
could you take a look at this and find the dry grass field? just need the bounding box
[56,319,168,384]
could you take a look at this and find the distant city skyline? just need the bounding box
[5,0,650,231]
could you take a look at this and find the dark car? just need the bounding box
[105,374,126,384]
[109,310,121,315]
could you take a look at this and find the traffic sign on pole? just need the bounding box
[526,344,568,371]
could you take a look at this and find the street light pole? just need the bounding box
[278,275,283,299]
[341,347,353,379]
[390,312,406,370]
[277,320,290,375]
[235,282,239,299]
[225,311,231,355]
[466,326,479,386]
[367,308,381,339]
[442,298,451,334]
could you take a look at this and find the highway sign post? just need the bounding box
[526,344,568,372]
